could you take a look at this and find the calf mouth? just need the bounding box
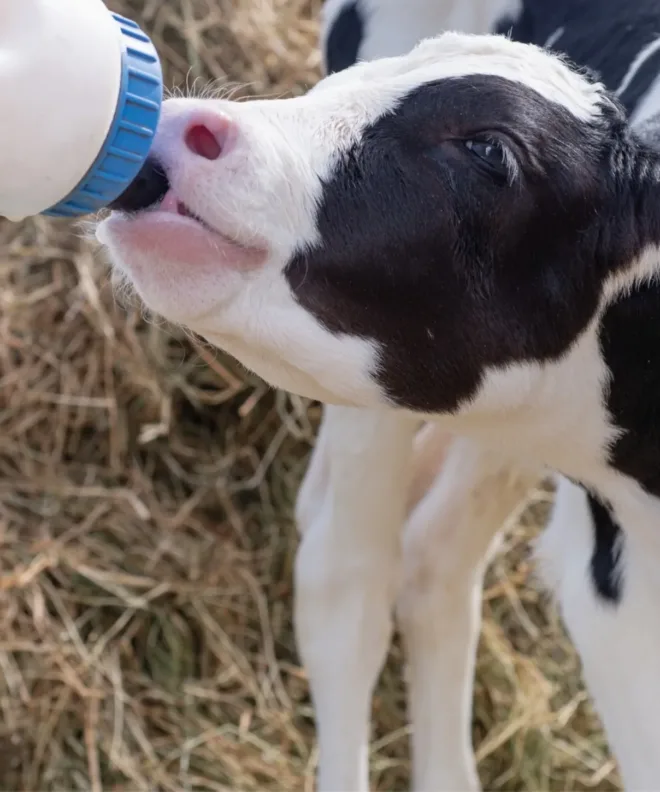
[152,189,216,233]
[107,157,170,214]
[98,179,269,277]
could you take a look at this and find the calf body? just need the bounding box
[95,1,660,788]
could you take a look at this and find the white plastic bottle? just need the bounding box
[0,0,164,222]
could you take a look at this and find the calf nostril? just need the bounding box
[185,123,224,160]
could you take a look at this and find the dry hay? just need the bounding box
[0,1,621,789]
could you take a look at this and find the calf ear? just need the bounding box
[597,128,660,279]
[321,0,364,75]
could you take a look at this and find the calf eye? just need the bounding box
[465,139,509,178]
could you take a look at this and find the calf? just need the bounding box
[95,2,660,788]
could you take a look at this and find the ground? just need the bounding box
[0,0,621,789]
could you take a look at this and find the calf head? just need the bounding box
[96,32,649,416]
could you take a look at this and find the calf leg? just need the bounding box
[536,478,660,790]
[294,405,417,791]
[406,422,454,514]
[397,438,540,791]
[294,407,331,538]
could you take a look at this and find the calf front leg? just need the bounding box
[397,437,540,791]
[294,405,417,791]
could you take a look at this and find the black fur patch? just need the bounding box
[599,283,660,499]
[504,0,660,105]
[325,1,364,74]
[587,493,623,603]
[286,75,641,412]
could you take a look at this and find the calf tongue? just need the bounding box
[159,190,178,213]
[159,190,199,220]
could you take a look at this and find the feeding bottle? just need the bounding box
[0,0,166,222]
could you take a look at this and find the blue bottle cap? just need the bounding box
[43,13,163,218]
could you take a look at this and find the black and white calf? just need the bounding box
[96,0,660,788]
